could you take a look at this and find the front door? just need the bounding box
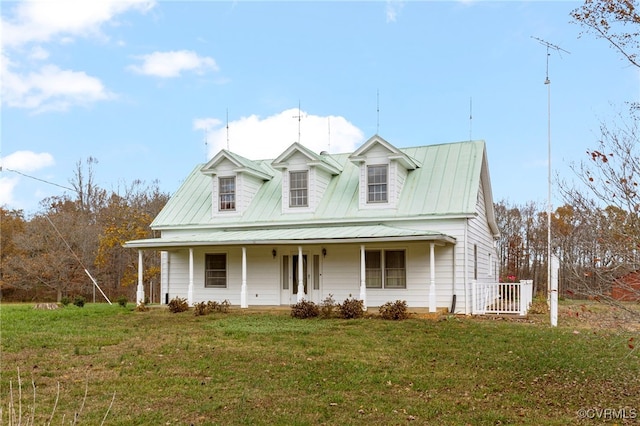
[281,252,321,304]
[292,254,308,298]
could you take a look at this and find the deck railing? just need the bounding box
[472,280,533,315]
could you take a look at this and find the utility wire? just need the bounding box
[1,167,74,191]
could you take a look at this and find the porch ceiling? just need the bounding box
[124,224,456,249]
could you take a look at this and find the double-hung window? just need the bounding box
[205,253,227,288]
[219,177,236,211]
[289,171,308,207]
[367,165,388,203]
[365,249,406,288]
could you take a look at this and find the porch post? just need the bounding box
[241,247,248,308]
[188,248,194,306]
[136,250,145,304]
[297,246,305,302]
[359,245,367,311]
[429,242,436,313]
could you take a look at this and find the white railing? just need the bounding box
[472,280,533,315]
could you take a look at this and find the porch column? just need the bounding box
[188,248,194,306]
[429,242,436,313]
[297,246,306,302]
[136,250,145,304]
[359,245,367,311]
[241,247,248,308]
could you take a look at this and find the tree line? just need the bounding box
[0,158,169,302]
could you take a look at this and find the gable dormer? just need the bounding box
[200,150,273,217]
[271,142,342,214]
[348,135,420,210]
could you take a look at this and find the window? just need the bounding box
[205,253,227,288]
[365,249,405,289]
[367,165,388,203]
[289,171,308,207]
[365,250,382,288]
[385,250,406,288]
[219,177,236,211]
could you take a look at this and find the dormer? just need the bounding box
[348,135,420,210]
[271,142,342,214]
[200,150,273,217]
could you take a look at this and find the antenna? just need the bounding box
[376,89,380,135]
[226,108,230,150]
[292,101,304,143]
[532,36,570,327]
[327,117,331,153]
[531,36,570,85]
[469,97,473,142]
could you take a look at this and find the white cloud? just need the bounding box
[197,108,365,160]
[1,151,55,172]
[1,1,154,113]
[386,0,404,23]
[1,61,114,112]
[0,151,55,208]
[128,50,219,78]
[1,0,155,47]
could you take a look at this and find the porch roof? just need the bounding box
[124,224,456,249]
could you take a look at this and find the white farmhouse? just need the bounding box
[125,135,500,313]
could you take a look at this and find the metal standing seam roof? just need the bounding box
[124,224,456,249]
[149,139,487,230]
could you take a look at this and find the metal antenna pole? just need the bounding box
[532,36,570,327]
[292,101,303,144]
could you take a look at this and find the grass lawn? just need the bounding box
[1,301,638,425]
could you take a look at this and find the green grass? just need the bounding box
[1,303,638,425]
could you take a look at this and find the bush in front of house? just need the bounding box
[193,300,232,316]
[73,296,86,308]
[338,298,364,319]
[320,294,337,319]
[168,297,189,313]
[290,299,319,319]
[117,296,128,308]
[379,300,409,320]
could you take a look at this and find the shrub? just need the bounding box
[117,296,128,308]
[60,296,71,306]
[193,300,232,316]
[320,294,337,319]
[168,297,189,313]
[291,299,319,319]
[73,296,86,308]
[379,300,409,320]
[338,298,364,319]
[135,302,149,312]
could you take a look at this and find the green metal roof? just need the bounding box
[150,139,488,230]
[124,224,456,249]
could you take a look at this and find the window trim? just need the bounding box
[289,170,309,208]
[367,164,388,203]
[204,253,227,288]
[218,176,236,212]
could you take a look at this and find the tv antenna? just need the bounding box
[532,36,570,328]
[531,36,570,84]
[226,108,230,150]
[292,101,305,143]
[327,117,331,153]
[469,97,473,142]
[376,89,380,135]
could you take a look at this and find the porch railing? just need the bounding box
[472,280,533,315]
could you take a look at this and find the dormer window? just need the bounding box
[219,177,236,211]
[367,165,388,203]
[289,171,308,207]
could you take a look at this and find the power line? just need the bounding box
[2,167,74,191]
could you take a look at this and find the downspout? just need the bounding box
[451,243,457,314]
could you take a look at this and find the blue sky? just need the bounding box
[1,0,637,215]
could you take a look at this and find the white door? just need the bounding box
[280,253,320,304]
